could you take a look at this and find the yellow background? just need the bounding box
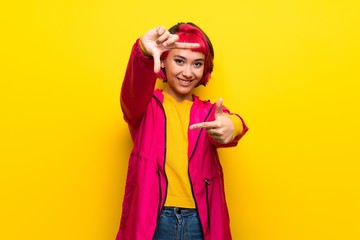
[1,0,359,239]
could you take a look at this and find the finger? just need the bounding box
[162,34,179,47]
[156,31,171,45]
[189,123,203,130]
[173,42,200,49]
[153,52,161,73]
[215,98,225,117]
[156,26,166,37]
[207,128,220,136]
[189,121,218,130]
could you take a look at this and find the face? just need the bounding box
[161,49,205,102]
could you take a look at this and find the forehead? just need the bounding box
[167,49,205,60]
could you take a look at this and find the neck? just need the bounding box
[163,87,193,102]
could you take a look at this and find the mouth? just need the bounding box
[178,78,195,86]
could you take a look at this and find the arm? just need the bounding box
[121,26,201,128]
[120,39,157,129]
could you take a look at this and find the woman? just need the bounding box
[117,22,248,240]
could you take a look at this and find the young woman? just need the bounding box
[117,22,248,240]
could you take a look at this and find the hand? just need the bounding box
[140,26,200,73]
[189,98,235,144]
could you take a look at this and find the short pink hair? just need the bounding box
[157,22,214,86]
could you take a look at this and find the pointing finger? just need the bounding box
[189,121,218,130]
[189,123,203,130]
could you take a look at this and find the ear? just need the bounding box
[161,61,165,68]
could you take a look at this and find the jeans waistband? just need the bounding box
[162,207,197,215]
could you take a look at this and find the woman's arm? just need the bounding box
[120,39,157,129]
[121,26,200,129]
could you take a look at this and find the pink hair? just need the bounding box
[157,23,214,86]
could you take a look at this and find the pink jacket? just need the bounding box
[116,39,248,240]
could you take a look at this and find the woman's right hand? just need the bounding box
[140,26,200,73]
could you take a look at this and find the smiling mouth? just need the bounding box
[178,78,194,85]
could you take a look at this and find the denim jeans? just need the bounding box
[153,207,204,240]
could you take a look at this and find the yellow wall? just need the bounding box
[1,0,359,239]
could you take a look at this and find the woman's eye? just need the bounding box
[175,59,184,65]
[194,62,203,68]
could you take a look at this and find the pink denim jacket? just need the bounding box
[116,39,248,240]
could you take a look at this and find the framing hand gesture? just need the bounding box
[140,26,200,73]
[190,98,235,144]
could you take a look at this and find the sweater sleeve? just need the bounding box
[228,114,243,139]
[120,38,157,129]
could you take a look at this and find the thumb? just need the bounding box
[215,98,224,117]
[153,52,161,73]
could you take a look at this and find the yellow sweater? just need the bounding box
[163,92,196,208]
[162,92,243,208]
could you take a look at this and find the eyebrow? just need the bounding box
[173,55,205,62]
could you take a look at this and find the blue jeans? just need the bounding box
[153,207,204,240]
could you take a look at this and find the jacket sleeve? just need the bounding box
[120,38,157,129]
[209,106,248,148]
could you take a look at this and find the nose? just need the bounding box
[182,65,193,78]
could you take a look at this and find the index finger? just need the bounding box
[172,42,200,49]
[190,121,217,130]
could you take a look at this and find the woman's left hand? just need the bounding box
[189,98,235,144]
